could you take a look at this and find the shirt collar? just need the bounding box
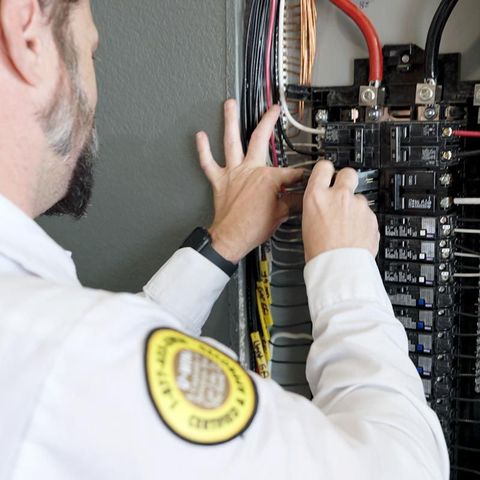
[0,194,80,285]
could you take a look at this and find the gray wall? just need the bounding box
[39,0,479,347]
[39,0,241,344]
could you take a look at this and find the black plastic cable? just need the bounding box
[424,0,459,82]
[456,149,480,159]
[278,122,319,158]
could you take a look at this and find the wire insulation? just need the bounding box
[329,0,383,84]
[424,0,459,83]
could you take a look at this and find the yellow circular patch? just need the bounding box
[145,328,257,445]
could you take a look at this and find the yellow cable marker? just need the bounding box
[250,331,270,378]
[259,259,272,304]
[145,329,257,445]
[257,281,273,328]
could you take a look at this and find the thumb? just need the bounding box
[273,167,305,187]
[196,131,222,184]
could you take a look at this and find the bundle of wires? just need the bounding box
[299,0,317,88]
[424,0,459,84]
[241,0,270,150]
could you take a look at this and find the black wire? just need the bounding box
[451,466,480,477]
[458,218,480,223]
[280,382,309,388]
[424,0,459,82]
[458,285,480,291]
[456,149,480,159]
[458,311,479,318]
[278,121,319,158]
[270,282,306,288]
[270,342,312,348]
[456,445,480,453]
[271,302,308,308]
[272,321,311,328]
[456,418,480,424]
[271,359,307,365]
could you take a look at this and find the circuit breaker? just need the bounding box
[241,1,480,477]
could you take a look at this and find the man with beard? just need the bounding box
[0,1,448,479]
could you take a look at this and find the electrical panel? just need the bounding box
[241,1,480,477]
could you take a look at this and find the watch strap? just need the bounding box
[198,241,238,277]
[181,227,238,277]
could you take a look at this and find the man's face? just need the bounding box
[44,0,100,218]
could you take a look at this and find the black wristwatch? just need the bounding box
[180,227,238,277]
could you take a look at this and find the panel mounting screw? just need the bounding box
[401,54,410,64]
[442,151,453,161]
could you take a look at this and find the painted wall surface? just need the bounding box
[313,0,480,86]
[38,0,235,343]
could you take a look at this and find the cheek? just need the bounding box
[85,59,98,110]
[77,51,98,112]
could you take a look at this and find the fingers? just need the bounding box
[247,105,281,165]
[305,160,335,192]
[272,167,304,187]
[223,99,244,168]
[280,191,303,216]
[196,131,222,184]
[334,167,359,192]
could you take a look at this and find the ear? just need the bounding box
[0,0,46,85]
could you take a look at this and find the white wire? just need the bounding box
[272,235,303,244]
[291,143,319,147]
[269,268,304,279]
[291,160,318,168]
[455,229,480,235]
[455,252,480,259]
[277,226,302,234]
[272,259,305,268]
[272,242,304,254]
[454,198,480,205]
[454,273,480,278]
[268,332,313,372]
[279,0,325,136]
[271,332,313,343]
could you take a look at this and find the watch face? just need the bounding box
[184,227,211,251]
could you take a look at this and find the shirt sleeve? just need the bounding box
[143,247,230,336]
[20,249,449,480]
[301,248,450,478]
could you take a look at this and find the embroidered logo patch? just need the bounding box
[145,329,257,445]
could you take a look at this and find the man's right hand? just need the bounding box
[302,160,380,263]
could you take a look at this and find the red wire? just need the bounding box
[330,0,383,84]
[265,0,279,167]
[453,130,480,138]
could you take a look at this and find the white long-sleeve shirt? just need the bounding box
[0,193,449,479]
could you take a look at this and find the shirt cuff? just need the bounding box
[304,248,393,320]
[143,248,230,335]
